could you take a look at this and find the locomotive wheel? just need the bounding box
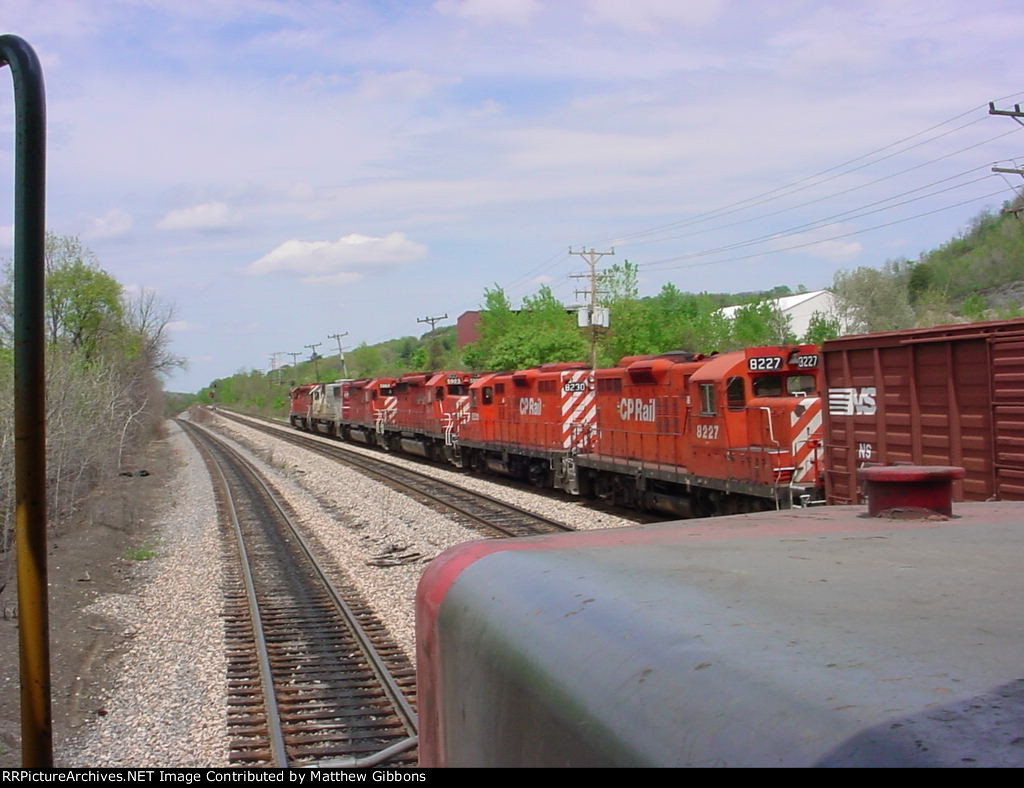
[528,461,550,488]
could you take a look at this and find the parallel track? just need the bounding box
[215,409,576,538]
[178,418,418,768]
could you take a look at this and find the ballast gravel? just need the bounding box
[60,408,634,767]
[62,421,229,768]
[201,410,632,660]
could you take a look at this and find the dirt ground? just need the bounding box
[0,428,178,767]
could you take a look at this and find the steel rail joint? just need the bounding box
[0,33,50,769]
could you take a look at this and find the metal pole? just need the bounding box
[0,34,51,768]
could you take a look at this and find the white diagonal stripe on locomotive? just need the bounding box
[790,397,823,483]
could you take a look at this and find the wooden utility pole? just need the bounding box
[989,102,1024,126]
[418,315,447,370]
[305,343,322,380]
[569,247,615,368]
[418,314,447,333]
[328,332,349,377]
[269,352,287,384]
[989,98,1024,215]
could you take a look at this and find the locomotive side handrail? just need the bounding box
[0,33,50,768]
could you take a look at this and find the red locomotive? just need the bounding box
[459,362,595,491]
[578,345,821,516]
[289,343,825,515]
[337,377,396,446]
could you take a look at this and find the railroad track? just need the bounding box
[213,409,576,538]
[178,418,418,768]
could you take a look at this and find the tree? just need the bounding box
[832,260,915,334]
[0,234,181,595]
[463,285,517,369]
[960,293,988,322]
[121,287,185,375]
[464,284,585,370]
[729,299,794,348]
[45,234,124,358]
[802,310,842,344]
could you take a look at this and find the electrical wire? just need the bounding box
[641,185,1016,273]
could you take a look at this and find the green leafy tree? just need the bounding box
[912,287,954,328]
[464,284,585,370]
[729,299,794,348]
[463,285,517,369]
[45,234,124,358]
[832,260,915,334]
[802,310,842,344]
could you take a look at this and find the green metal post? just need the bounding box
[0,33,50,768]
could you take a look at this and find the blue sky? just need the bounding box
[3,0,1024,392]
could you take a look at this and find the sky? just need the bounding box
[3,0,1024,392]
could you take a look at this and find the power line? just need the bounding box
[304,342,322,380]
[599,92,1024,247]
[635,171,998,268]
[641,185,1015,273]
[620,130,1020,250]
[486,96,1024,303]
[417,314,448,333]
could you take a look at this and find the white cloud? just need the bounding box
[247,232,428,285]
[157,202,236,231]
[85,208,133,239]
[434,0,541,26]
[0,225,12,247]
[585,0,726,32]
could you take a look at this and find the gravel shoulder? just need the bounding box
[0,421,228,768]
[1,408,635,767]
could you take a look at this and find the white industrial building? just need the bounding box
[718,289,836,339]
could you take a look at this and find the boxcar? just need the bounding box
[822,317,1024,503]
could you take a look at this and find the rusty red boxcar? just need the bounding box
[822,317,1024,504]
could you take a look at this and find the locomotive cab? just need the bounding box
[340,377,396,446]
[691,345,822,502]
[309,380,347,436]
[288,383,318,430]
[576,346,824,517]
[386,370,475,460]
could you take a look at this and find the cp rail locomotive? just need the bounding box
[290,344,825,517]
[292,316,1024,513]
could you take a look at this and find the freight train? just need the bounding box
[290,344,825,517]
[291,316,1024,514]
